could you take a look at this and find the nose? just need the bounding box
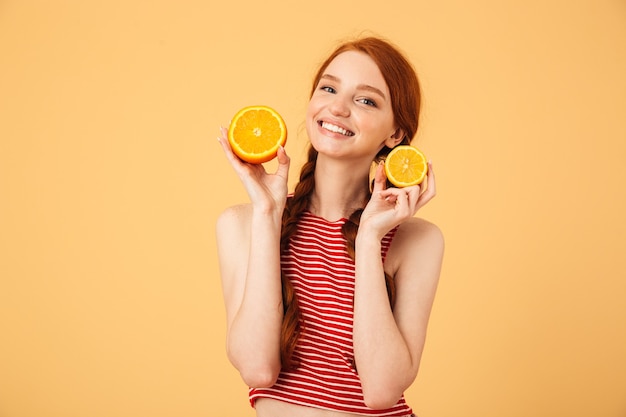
[329,94,350,117]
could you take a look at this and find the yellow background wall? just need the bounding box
[1,1,625,416]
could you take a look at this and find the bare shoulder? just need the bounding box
[395,217,444,252]
[386,217,444,277]
[216,203,252,236]
[217,203,252,225]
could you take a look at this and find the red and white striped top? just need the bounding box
[249,211,412,416]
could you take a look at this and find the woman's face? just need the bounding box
[306,51,400,163]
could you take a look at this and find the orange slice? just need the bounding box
[384,145,428,187]
[227,105,287,164]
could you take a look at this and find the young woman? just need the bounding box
[216,36,444,417]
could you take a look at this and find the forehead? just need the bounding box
[324,51,389,93]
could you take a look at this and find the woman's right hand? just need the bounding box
[217,126,290,213]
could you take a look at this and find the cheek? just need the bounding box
[306,97,324,123]
[305,101,318,136]
[307,95,323,115]
[358,117,382,136]
[366,113,396,137]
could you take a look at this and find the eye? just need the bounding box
[320,85,336,94]
[358,98,377,107]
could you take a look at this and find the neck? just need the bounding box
[308,157,371,222]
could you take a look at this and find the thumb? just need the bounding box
[275,145,290,178]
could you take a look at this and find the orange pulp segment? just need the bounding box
[227,105,287,164]
[384,145,428,187]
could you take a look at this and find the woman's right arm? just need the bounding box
[215,128,290,387]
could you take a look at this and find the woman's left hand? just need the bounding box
[359,161,437,239]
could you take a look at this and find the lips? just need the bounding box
[319,121,355,136]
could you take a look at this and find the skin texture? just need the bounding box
[216,50,444,417]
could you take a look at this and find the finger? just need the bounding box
[275,145,291,178]
[217,126,250,171]
[217,128,236,159]
[379,185,404,199]
[421,162,436,198]
[372,162,387,193]
[217,126,230,148]
[414,162,437,210]
[427,162,436,191]
[394,190,413,217]
[219,126,229,142]
[404,184,422,206]
[380,187,407,207]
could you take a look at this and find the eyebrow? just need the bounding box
[320,74,387,101]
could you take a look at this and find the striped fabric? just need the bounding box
[249,211,412,416]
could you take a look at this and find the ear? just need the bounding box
[384,127,405,148]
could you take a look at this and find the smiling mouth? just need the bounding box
[319,121,355,136]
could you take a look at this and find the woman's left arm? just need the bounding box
[353,163,444,409]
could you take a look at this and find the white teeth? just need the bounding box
[321,122,353,136]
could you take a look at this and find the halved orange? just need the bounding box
[227,105,287,164]
[384,145,428,187]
